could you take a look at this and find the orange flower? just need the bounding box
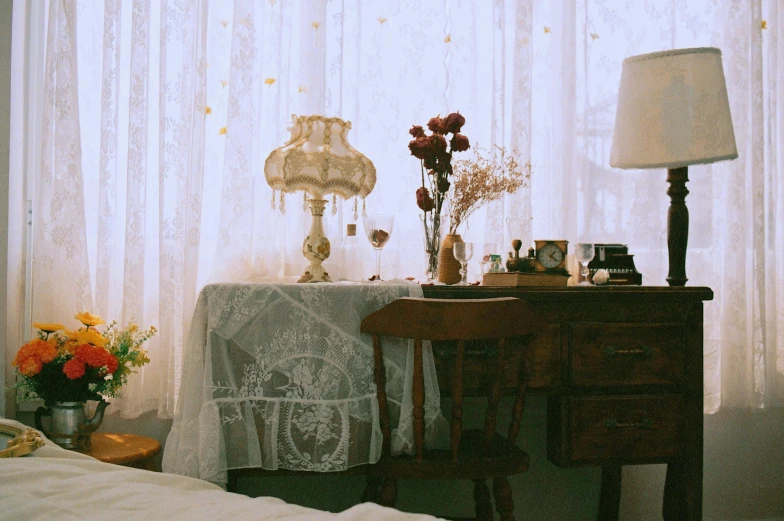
[18,356,43,377]
[63,359,86,380]
[74,343,116,371]
[13,339,57,366]
[103,354,119,375]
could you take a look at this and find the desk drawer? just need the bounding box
[548,395,682,466]
[571,323,684,387]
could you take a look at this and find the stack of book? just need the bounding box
[482,271,570,287]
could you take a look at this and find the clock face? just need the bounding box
[536,243,565,269]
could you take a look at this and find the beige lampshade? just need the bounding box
[610,47,738,169]
[264,115,376,199]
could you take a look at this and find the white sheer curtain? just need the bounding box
[11,0,781,418]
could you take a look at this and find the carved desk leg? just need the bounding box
[598,466,622,521]
[663,304,703,520]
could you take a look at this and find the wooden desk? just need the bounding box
[423,285,712,521]
[85,433,161,471]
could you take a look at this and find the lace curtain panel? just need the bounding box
[161,281,447,484]
[7,0,782,418]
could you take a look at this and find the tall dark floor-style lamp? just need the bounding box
[610,47,738,286]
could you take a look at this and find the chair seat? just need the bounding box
[368,430,529,480]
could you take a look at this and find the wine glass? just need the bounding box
[363,214,394,281]
[453,242,474,286]
[575,243,595,286]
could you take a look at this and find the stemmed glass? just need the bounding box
[363,214,395,281]
[575,243,595,286]
[453,242,474,286]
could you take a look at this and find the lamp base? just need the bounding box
[666,167,689,287]
[299,198,333,284]
[298,266,332,283]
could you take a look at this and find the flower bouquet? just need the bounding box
[408,112,470,280]
[13,312,156,406]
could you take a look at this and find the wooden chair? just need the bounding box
[360,297,547,521]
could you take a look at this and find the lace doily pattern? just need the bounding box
[163,281,446,484]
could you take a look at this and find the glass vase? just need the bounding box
[421,212,442,282]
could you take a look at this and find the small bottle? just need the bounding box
[489,254,505,273]
[339,224,361,281]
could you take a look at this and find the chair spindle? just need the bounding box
[506,340,530,448]
[450,339,466,461]
[483,337,506,452]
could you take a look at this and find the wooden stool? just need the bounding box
[83,432,161,471]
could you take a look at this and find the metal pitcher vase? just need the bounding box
[35,400,108,451]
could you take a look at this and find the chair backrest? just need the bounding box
[360,297,547,461]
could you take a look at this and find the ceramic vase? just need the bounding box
[438,234,464,285]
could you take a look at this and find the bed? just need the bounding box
[0,418,442,521]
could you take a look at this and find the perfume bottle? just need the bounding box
[339,224,362,281]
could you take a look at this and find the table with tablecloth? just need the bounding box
[162,280,447,485]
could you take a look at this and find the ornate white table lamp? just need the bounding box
[265,115,376,283]
[610,47,737,286]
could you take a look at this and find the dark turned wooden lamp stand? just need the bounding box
[666,166,689,286]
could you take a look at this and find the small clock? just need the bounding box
[534,240,569,272]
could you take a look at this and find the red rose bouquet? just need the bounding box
[408,113,470,280]
[13,312,156,406]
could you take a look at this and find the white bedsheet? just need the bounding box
[0,419,442,521]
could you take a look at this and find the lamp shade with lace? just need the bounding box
[265,115,376,283]
[610,47,737,286]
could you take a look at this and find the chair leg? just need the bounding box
[493,476,515,521]
[378,478,398,507]
[362,476,383,503]
[473,479,494,521]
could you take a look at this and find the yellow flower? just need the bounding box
[75,311,105,327]
[219,126,228,135]
[60,340,78,356]
[220,79,229,88]
[64,328,80,340]
[311,21,321,30]
[264,77,276,86]
[220,19,230,28]
[34,322,65,333]
[128,323,139,333]
[444,34,451,43]
[75,328,108,347]
[132,349,151,367]
[590,33,599,40]
[544,26,551,33]
[205,106,212,115]
[761,20,767,29]
[297,85,307,94]
[377,16,387,25]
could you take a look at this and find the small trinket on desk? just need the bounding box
[592,268,610,285]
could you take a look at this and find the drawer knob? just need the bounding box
[603,418,654,430]
[602,345,653,359]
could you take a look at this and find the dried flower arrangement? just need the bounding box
[409,112,471,216]
[446,145,531,234]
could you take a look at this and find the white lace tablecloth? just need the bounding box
[163,281,447,485]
